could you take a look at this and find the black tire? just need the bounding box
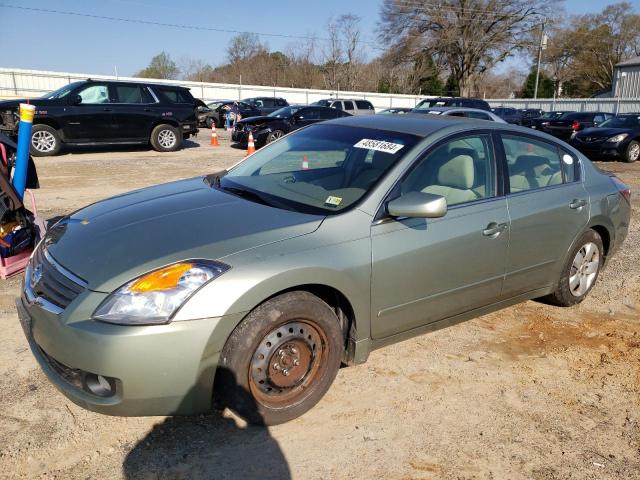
[543,229,603,307]
[623,140,639,163]
[215,291,344,426]
[266,129,285,144]
[205,117,215,129]
[150,124,182,152]
[30,124,61,156]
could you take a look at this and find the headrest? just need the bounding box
[437,155,475,189]
[513,155,550,174]
[449,147,478,161]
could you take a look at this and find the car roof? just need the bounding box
[422,106,490,113]
[324,112,499,137]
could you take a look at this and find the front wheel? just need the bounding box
[266,129,285,144]
[544,229,603,307]
[215,291,344,425]
[623,140,639,163]
[150,124,182,152]
[30,124,62,156]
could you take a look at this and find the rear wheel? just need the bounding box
[544,229,603,307]
[623,140,639,163]
[215,291,343,425]
[205,117,215,129]
[30,124,61,156]
[150,124,181,152]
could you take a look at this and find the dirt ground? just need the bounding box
[0,129,638,480]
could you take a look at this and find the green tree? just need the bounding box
[414,54,443,95]
[135,52,179,79]
[444,74,460,96]
[520,68,554,98]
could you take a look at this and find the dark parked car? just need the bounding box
[205,100,261,128]
[530,111,574,130]
[519,108,544,127]
[195,99,215,128]
[414,97,491,111]
[232,105,350,147]
[241,97,289,116]
[540,111,614,141]
[0,79,198,156]
[491,107,523,125]
[571,114,640,163]
[378,107,413,114]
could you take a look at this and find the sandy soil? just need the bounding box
[0,129,638,480]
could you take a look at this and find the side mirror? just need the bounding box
[387,191,447,219]
[71,94,82,105]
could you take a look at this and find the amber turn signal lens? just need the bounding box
[129,263,194,293]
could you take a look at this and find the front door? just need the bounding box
[499,133,590,297]
[370,133,509,339]
[61,83,116,141]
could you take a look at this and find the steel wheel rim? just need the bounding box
[158,129,176,148]
[569,242,599,297]
[249,320,327,408]
[630,143,640,161]
[31,130,56,153]
[268,131,283,143]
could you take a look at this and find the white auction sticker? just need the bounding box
[562,154,574,165]
[354,139,404,154]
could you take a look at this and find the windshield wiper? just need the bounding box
[219,185,274,207]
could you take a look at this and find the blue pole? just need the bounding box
[225,112,231,131]
[13,103,35,199]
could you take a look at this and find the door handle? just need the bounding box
[103,107,112,112]
[144,108,151,112]
[569,199,587,210]
[482,222,508,238]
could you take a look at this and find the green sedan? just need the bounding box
[17,114,631,425]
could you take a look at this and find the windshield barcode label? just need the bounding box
[354,139,404,154]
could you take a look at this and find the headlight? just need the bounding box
[606,133,628,143]
[92,261,229,325]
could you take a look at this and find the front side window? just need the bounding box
[502,135,565,193]
[332,102,343,110]
[78,85,110,104]
[221,125,419,214]
[400,134,496,207]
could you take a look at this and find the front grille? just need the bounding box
[29,247,86,309]
[234,123,244,132]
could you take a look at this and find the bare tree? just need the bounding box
[379,0,554,96]
[321,14,364,91]
[226,33,267,64]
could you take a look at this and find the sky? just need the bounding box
[0,0,635,77]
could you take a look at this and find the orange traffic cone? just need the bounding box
[302,154,309,170]
[210,123,220,146]
[246,131,256,156]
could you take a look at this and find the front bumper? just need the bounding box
[571,141,625,160]
[231,128,268,145]
[17,292,245,416]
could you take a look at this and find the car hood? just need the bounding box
[44,177,324,292]
[576,127,636,138]
[0,98,60,110]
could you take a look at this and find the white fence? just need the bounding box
[0,67,426,110]
[2,67,639,114]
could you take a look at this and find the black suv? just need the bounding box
[241,97,289,115]
[0,79,198,156]
[413,97,491,112]
[491,107,523,125]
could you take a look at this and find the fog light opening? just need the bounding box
[84,373,115,397]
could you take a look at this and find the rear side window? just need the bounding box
[332,102,343,110]
[344,101,355,111]
[114,85,153,103]
[502,135,567,193]
[154,87,194,104]
[276,98,287,106]
[355,100,373,110]
[466,111,491,120]
[261,98,276,108]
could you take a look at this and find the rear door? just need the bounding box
[499,132,589,297]
[109,84,157,140]
[62,83,116,141]
[343,101,356,115]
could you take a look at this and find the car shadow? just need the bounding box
[121,367,291,480]
[57,140,201,156]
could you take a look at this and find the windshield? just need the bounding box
[599,116,640,128]
[414,99,449,110]
[220,124,419,215]
[42,82,84,99]
[268,106,303,118]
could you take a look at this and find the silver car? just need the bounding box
[413,106,507,123]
